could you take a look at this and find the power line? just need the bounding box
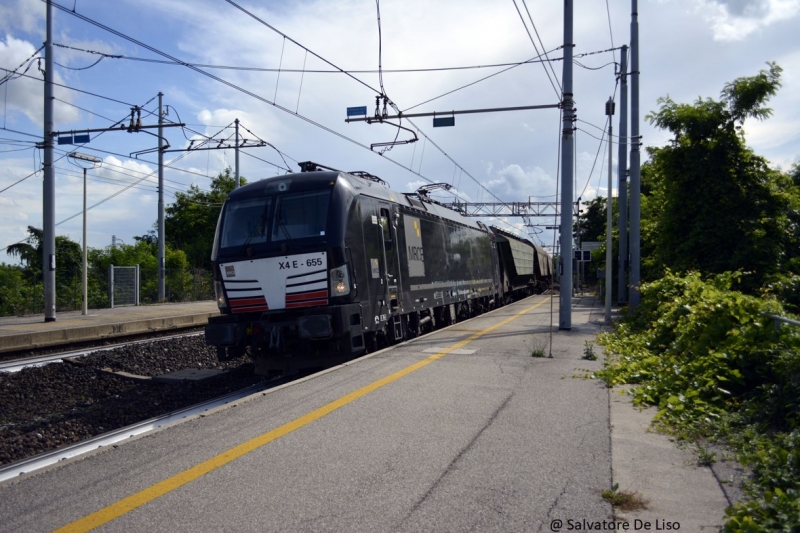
[0,66,136,107]
[52,3,460,197]
[52,1,527,211]
[401,48,561,113]
[521,0,562,92]
[576,119,632,141]
[220,0,510,206]
[577,116,610,202]
[0,45,44,87]
[574,60,615,71]
[53,42,560,75]
[0,127,41,139]
[605,0,617,64]
[223,0,382,97]
[512,0,560,99]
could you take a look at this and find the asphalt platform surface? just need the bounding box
[0,295,731,532]
[0,301,219,353]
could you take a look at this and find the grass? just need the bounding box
[602,483,649,512]
[530,335,548,358]
[582,340,597,360]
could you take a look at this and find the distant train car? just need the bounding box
[491,226,536,301]
[532,242,554,293]
[491,226,554,301]
[205,162,501,375]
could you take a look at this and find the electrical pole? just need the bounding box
[605,98,614,324]
[628,0,641,307]
[617,45,629,304]
[559,0,575,330]
[43,0,56,322]
[235,118,240,188]
[158,92,165,302]
[67,152,101,315]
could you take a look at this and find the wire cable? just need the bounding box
[53,41,560,75]
[223,0,382,97]
[401,48,561,113]
[0,45,44,87]
[521,0,562,92]
[512,0,560,98]
[52,1,524,211]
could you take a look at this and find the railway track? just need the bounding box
[0,331,203,374]
[0,383,268,483]
[0,332,266,472]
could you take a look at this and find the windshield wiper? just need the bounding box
[275,217,297,252]
[239,203,270,256]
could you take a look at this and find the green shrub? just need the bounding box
[597,270,800,529]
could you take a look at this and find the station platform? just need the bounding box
[0,301,219,353]
[0,295,732,532]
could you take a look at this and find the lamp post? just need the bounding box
[68,152,102,315]
[605,97,615,324]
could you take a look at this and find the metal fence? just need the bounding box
[109,265,140,308]
[0,268,214,317]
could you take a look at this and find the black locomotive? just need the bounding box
[205,162,552,375]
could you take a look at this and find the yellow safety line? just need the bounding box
[55,297,550,533]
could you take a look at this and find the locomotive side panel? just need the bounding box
[396,207,497,314]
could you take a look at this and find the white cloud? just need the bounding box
[0,35,81,127]
[0,0,43,34]
[1,0,798,255]
[481,162,557,202]
[698,0,800,40]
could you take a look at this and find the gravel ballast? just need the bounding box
[0,335,265,465]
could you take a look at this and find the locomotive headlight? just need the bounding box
[330,265,351,296]
[214,280,226,309]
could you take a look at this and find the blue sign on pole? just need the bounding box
[347,106,368,117]
[74,133,91,144]
[57,135,73,145]
[433,116,455,128]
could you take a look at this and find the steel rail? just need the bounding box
[0,332,203,373]
[0,383,267,484]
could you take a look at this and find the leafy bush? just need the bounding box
[597,271,800,530]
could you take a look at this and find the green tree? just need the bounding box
[88,241,191,304]
[0,264,29,315]
[575,196,608,244]
[165,168,245,268]
[5,226,84,311]
[6,226,81,277]
[642,62,797,293]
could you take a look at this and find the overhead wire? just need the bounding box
[54,55,105,70]
[219,0,525,207]
[55,165,160,193]
[401,47,561,113]
[52,5,615,214]
[0,93,160,196]
[0,66,137,107]
[51,2,473,203]
[512,0,560,99]
[521,0,562,92]
[46,1,577,217]
[605,0,617,64]
[223,0,381,96]
[0,45,44,87]
[574,60,616,71]
[53,41,560,75]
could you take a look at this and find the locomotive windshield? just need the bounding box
[272,189,330,241]
[218,189,331,254]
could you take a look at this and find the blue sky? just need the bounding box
[1,0,798,260]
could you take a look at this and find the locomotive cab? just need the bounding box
[205,168,365,375]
